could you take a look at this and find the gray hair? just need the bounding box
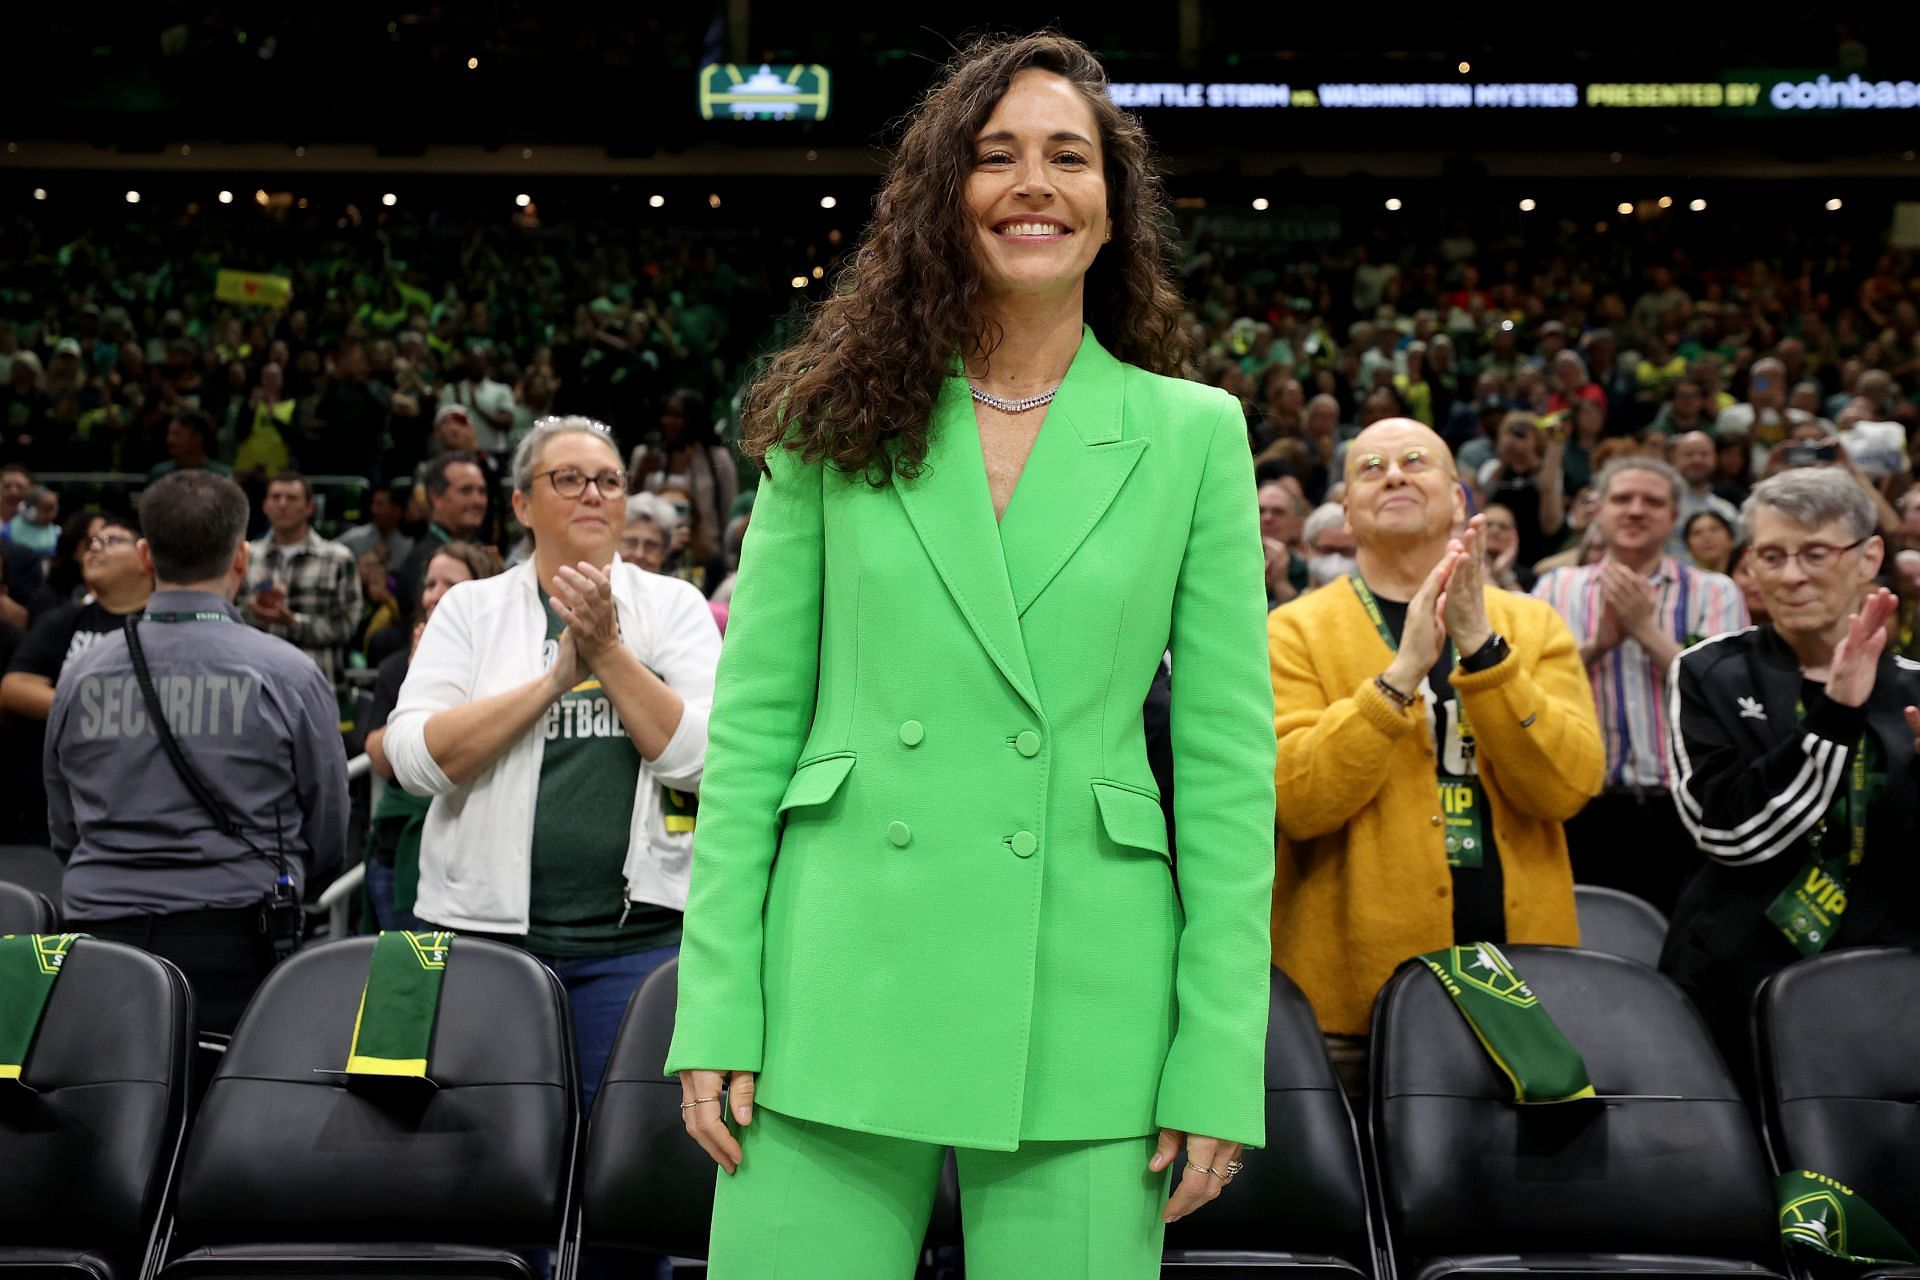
[1740,468,1876,543]
[510,415,621,494]
[1302,502,1348,552]
[625,491,679,538]
[1594,456,1684,509]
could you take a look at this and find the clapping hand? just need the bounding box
[1440,514,1493,654]
[1825,587,1898,708]
[1598,560,1659,640]
[549,561,621,665]
[1383,542,1462,698]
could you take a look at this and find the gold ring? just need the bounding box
[1186,1161,1220,1178]
[1221,1158,1246,1182]
[679,1095,721,1110]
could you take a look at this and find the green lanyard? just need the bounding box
[1350,574,1485,869]
[142,611,238,624]
[1765,698,1881,957]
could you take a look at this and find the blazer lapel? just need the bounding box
[997,328,1148,617]
[892,376,1040,714]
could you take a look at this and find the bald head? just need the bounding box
[1345,418,1455,484]
[1343,418,1465,555]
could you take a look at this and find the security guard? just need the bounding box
[45,471,348,1033]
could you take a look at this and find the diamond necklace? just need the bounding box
[968,383,1059,414]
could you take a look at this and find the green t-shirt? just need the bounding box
[523,601,681,957]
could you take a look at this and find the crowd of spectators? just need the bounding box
[1205,221,1920,652]
[3,196,1920,1123]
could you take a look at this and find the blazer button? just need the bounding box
[1015,730,1041,757]
[899,720,924,748]
[1430,814,1443,827]
[888,821,912,848]
[1010,830,1037,858]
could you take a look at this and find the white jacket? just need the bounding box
[386,558,718,933]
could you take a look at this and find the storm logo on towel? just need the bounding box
[1453,943,1539,1008]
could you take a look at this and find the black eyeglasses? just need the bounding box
[534,468,627,500]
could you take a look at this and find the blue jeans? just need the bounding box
[534,943,680,1113]
[363,858,433,933]
[533,944,680,1280]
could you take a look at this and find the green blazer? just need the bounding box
[666,328,1277,1151]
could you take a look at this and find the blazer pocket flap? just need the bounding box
[778,753,856,814]
[1092,781,1170,858]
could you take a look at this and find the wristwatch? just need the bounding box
[1459,632,1510,673]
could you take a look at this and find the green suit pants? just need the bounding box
[708,1106,1171,1279]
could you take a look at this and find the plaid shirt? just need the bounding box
[244,528,364,691]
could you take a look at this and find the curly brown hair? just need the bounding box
[739,31,1192,484]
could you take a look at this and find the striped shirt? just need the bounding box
[1532,556,1747,788]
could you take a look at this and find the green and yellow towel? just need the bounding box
[0,934,83,1081]
[346,931,454,1079]
[1419,942,1597,1104]
[1777,1171,1918,1266]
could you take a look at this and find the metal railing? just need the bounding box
[34,471,374,536]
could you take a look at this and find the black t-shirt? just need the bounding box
[8,600,126,683]
[1374,595,1507,945]
[5,601,129,845]
[368,649,409,733]
[1488,467,1554,568]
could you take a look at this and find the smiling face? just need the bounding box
[965,69,1109,307]
[1342,418,1462,548]
[511,430,626,567]
[1597,466,1678,559]
[1748,508,1882,637]
[81,520,145,596]
[420,551,476,620]
[1685,514,1734,568]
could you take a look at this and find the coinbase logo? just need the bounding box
[1769,74,1920,110]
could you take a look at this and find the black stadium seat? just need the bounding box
[0,879,57,933]
[1756,947,1920,1266]
[1572,885,1668,967]
[577,955,714,1262]
[1370,945,1786,1280]
[0,939,194,1280]
[0,843,64,905]
[1164,967,1375,1276]
[579,956,962,1272]
[160,936,578,1279]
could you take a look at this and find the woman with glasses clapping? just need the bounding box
[385,415,722,1117]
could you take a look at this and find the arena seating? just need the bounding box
[1570,885,1670,968]
[0,844,64,909]
[10,880,1920,1276]
[1755,946,1920,1261]
[1369,945,1785,1280]
[0,939,193,1280]
[0,878,57,933]
[159,936,577,1279]
[1163,968,1375,1276]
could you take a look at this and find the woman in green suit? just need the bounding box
[668,32,1277,1277]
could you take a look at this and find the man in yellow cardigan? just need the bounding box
[1269,418,1604,1095]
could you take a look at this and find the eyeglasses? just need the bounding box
[1749,536,1869,576]
[85,533,136,552]
[535,468,627,500]
[1352,447,1438,482]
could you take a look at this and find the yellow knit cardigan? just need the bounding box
[1268,579,1605,1035]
